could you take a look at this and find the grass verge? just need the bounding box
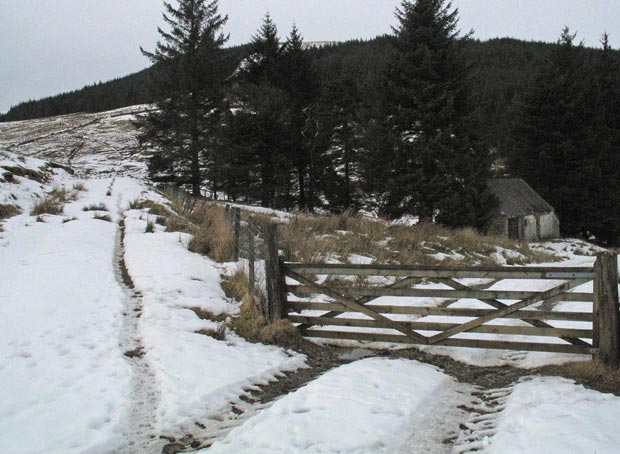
[538,360,620,396]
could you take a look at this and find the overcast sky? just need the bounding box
[1,0,619,113]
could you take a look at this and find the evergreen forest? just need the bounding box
[2,0,619,245]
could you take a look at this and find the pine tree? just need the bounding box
[588,33,620,244]
[366,0,494,227]
[221,15,293,208]
[509,28,598,238]
[280,25,321,210]
[137,0,228,196]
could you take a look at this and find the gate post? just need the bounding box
[594,252,620,368]
[232,208,241,262]
[248,228,255,294]
[265,223,286,321]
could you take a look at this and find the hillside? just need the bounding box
[0,38,549,151]
[0,105,148,179]
[1,138,618,452]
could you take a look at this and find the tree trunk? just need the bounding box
[298,164,306,210]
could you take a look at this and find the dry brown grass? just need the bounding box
[0,204,20,220]
[93,213,113,222]
[539,360,620,396]
[224,267,302,347]
[72,182,87,192]
[279,213,558,266]
[145,219,155,233]
[165,215,193,234]
[1,165,47,183]
[221,268,250,301]
[196,323,227,341]
[129,199,170,216]
[83,203,107,212]
[188,203,233,262]
[31,196,64,216]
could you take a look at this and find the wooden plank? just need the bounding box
[265,224,285,321]
[289,315,592,338]
[285,269,428,344]
[248,229,255,294]
[437,278,591,347]
[287,302,593,322]
[287,285,593,302]
[295,276,421,331]
[594,253,620,367]
[300,330,595,355]
[427,278,590,344]
[233,208,241,261]
[285,263,595,279]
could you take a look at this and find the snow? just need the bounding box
[483,377,620,454]
[0,165,308,451]
[2,111,618,453]
[206,358,472,454]
[0,176,132,453]
[121,184,306,434]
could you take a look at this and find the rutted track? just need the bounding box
[114,209,164,454]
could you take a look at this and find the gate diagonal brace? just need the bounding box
[428,278,591,345]
[296,276,421,330]
[286,269,429,345]
[437,278,592,347]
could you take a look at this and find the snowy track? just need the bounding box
[113,209,164,454]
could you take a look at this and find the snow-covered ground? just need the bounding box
[0,153,306,452]
[0,106,149,179]
[206,358,473,454]
[2,108,620,454]
[482,377,620,453]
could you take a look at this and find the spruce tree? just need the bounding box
[509,28,597,238]
[280,25,320,210]
[588,33,620,244]
[137,0,228,196]
[222,15,293,208]
[366,0,494,228]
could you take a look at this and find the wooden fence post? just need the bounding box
[248,228,255,294]
[265,223,285,321]
[594,252,619,368]
[233,208,241,262]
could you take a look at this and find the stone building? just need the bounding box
[487,178,560,241]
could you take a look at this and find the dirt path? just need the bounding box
[113,205,164,454]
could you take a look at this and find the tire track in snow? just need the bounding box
[452,384,514,453]
[113,201,164,454]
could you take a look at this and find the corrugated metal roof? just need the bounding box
[488,178,554,217]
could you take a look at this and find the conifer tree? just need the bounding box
[509,28,598,237]
[280,25,321,210]
[137,0,228,196]
[588,33,620,244]
[222,15,292,208]
[366,0,494,228]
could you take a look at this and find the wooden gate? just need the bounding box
[273,253,620,366]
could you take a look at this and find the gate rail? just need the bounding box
[269,254,619,367]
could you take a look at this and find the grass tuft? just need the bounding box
[1,165,47,183]
[72,182,87,192]
[93,213,113,222]
[195,323,227,341]
[188,204,232,262]
[83,203,107,212]
[165,215,193,233]
[0,204,20,220]
[145,219,155,233]
[31,197,63,216]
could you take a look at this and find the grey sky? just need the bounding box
[1,0,618,114]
